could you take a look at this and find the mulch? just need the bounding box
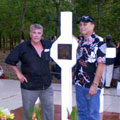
[11,105,120,120]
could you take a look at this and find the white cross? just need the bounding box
[50,11,78,120]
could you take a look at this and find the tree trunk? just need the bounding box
[0,36,2,50]
[96,0,105,34]
[55,3,60,36]
[20,0,27,42]
[2,35,6,53]
[52,0,60,36]
[10,35,14,51]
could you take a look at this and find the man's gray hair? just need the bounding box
[30,24,43,32]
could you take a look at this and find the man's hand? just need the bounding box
[8,65,28,83]
[16,72,28,83]
[89,63,105,95]
[89,85,98,95]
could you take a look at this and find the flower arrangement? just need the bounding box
[29,104,43,120]
[67,106,78,120]
[29,104,78,120]
[0,108,14,120]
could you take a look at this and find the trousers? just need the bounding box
[102,64,114,87]
[75,85,101,120]
[21,85,54,120]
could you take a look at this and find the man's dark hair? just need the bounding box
[105,35,112,42]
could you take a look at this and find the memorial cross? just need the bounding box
[50,11,78,120]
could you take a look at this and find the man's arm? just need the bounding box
[72,35,79,41]
[8,65,27,83]
[89,63,105,95]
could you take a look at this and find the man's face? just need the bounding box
[79,22,94,36]
[30,29,43,43]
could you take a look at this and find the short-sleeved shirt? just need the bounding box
[74,33,106,88]
[5,40,52,90]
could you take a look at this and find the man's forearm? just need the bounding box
[89,63,105,95]
[8,65,21,75]
[8,65,27,83]
[93,63,105,85]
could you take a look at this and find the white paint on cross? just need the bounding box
[50,11,78,120]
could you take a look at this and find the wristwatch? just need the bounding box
[92,81,98,87]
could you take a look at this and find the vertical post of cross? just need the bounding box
[60,12,72,120]
[50,11,78,120]
[60,12,72,43]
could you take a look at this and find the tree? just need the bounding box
[0,0,120,51]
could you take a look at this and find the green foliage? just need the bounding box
[0,0,120,50]
[71,106,78,120]
[28,104,43,120]
[67,106,78,120]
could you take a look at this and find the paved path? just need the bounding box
[0,79,76,111]
[0,79,120,114]
[0,79,22,110]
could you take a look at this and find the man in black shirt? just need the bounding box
[5,24,54,120]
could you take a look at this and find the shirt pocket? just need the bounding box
[42,49,50,61]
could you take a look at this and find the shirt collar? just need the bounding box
[27,40,44,46]
[83,33,96,41]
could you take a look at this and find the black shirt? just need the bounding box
[114,46,120,67]
[5,40,53,90]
